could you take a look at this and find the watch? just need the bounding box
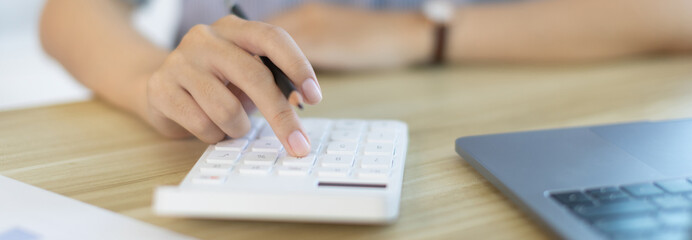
[422,0,454,65]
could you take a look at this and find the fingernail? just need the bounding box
[288,130,310,156]
[302,78,322,104]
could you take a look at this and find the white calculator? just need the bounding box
[153,117,408,224]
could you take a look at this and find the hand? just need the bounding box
[267,3,434,71]
[143,15,323,157]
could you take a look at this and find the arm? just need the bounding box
[41,0,164,118]
[41,0,323,156]
[267,0,692,70]
[451,0,692,63]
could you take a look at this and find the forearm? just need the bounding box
[448,0,692,63]
[40,0,167,117]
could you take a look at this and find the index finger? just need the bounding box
[212,16,323,105]
[200,34,311,157]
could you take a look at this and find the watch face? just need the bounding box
[423,0,454,23]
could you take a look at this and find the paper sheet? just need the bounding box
[0,175,196,240]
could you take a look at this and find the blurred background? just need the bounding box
[0,0,179,111]
[4,0,690,111]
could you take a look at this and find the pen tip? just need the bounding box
[297,103,304,110]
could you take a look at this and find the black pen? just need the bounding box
[230,5,304,110]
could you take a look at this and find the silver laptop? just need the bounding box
[455,119,692,240]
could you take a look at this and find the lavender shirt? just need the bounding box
[173,0,514,45]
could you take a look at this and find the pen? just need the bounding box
[230,5,304,110]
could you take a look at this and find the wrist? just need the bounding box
[422,0,455,65]
[408,12,437,65]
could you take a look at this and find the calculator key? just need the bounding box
[307,132,326,143]
[319,155,355,167]
[623,183,665,197]
[334,120,366,131]
[206,150,241,164]
[301,119,331,131]
[366,131,397,143]
[199,163,234,175]
[278,154,316,167]
[215,139,248,151]
[369,121,400,131]
[354,169,390,179]
[315,168,351,178]
[326,142,358,155]
[330,130,362,142]
[250,139,283,152]
[363,143,394,156]
[238,165,272,176]
[276,166,312,176]
[258,126,278,140]
[309,141,323,153]
[359,156,393,169]
[192,175,226,184]
[241,152,278,166]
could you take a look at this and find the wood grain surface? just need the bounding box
[2,56,692,239]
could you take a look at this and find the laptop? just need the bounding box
[455,119,692,239]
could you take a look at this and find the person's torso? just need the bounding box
[174,0,517,44]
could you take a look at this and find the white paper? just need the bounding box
[0,175,196,240]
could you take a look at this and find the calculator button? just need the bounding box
[276,166,312,176]
[301,119,331,131]
[309,141,323,153]
[319,155,355,167]
[363,143,394,156]
[215,139,248,151]
[326,142,358,155]
[241,152,278,166]
[369,121,400,131]
[199,163,234,175]
[330,130,362,142]
[206,150,241,164]
[334,120,366,131]
[316,168,351,178]
[250,139,283,152]
[238,165,272,176]
[366,131,397,143]
[307,131,326,143]
[278,154,316,167]
[359,156,393,169]
[214,139,248,152]
[192,175,226,184]
[354,169,390,179]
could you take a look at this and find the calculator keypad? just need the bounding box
[189,118,402,185]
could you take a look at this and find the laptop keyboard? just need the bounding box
[551,178,692,239]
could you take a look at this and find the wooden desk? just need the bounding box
[3,57,692,239]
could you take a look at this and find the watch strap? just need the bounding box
[432,24,447,65]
